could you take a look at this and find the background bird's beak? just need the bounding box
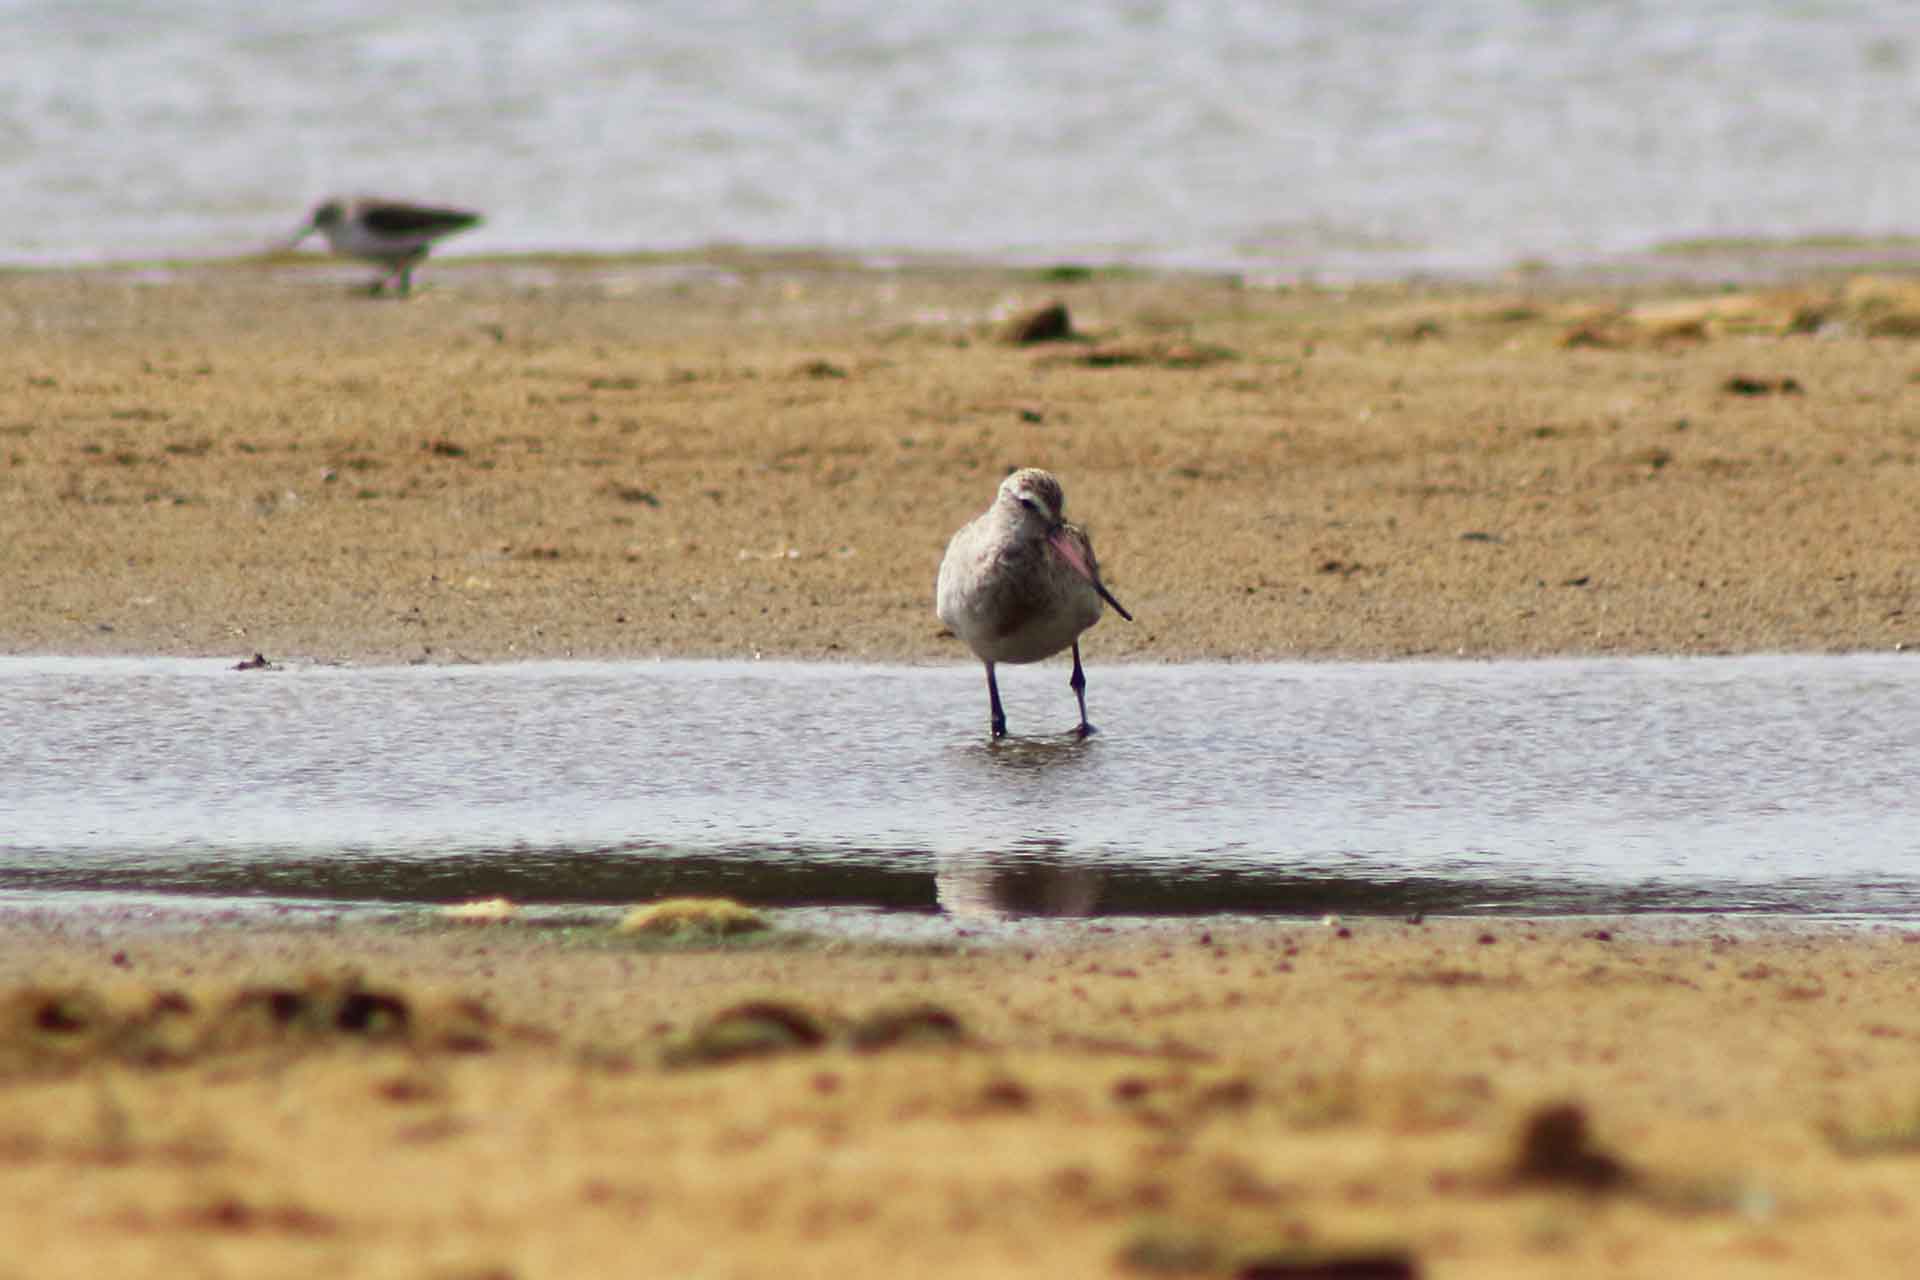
[279,221,318,253]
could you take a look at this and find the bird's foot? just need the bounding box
[1074,721,1097,739]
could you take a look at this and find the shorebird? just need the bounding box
[287,197,481,296]
[936,467,1133,739]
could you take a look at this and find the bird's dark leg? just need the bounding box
[985,662,1007,739]
[396,261,415,297]
[1069,642,1095,737]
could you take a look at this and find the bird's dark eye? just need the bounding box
[1017,497,1038,512]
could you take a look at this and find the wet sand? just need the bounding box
[5,258,1920,1277]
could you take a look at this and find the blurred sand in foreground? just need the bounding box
[2,910,1919,1279]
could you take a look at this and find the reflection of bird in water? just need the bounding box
[287,197,481,296]
[935,851,1102,922]
[936,468,1133,739]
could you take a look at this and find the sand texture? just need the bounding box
[3,912,1920,1278]
[2,262,1915,663]
[5,260,1920,1277]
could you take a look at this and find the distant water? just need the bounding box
[6,2,1920,277]
[3,655,1918,922]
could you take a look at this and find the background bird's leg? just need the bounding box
[986,662,1007,739]
[1069,642,1094,737]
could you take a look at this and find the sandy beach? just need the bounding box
[9,908,1920,1278]
[4,259,1915,664]
[5,258,1920,1277]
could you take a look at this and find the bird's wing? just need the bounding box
[361,204,482,235]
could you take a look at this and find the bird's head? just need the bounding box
[998,467,1066,535]
[284,199,345,250]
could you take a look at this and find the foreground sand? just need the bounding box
[5,259,1920,1277]
[7,911,1920,1279]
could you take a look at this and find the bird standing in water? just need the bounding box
[288,197,481,296]
[936,468,1133,739]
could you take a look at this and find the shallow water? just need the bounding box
[6,2,1920,276]
[2,654,1916,923]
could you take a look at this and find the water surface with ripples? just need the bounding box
[4,654,1916,924]
[7,3,1920,277]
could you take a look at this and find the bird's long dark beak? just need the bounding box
[1047,523,1134,622]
